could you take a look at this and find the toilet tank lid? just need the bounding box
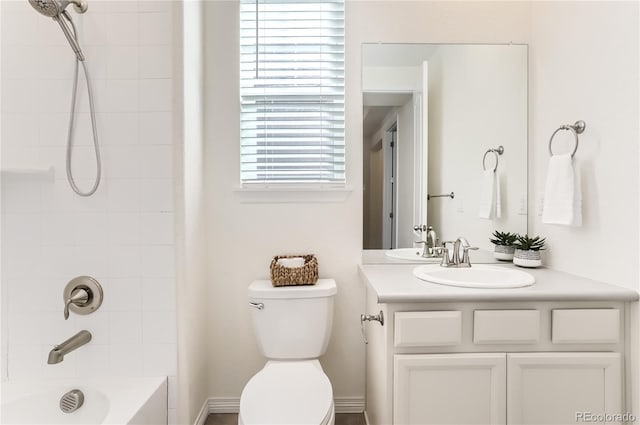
[249,279,337,299]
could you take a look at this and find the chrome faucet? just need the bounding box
[47,330,92,364]
[440,237,479,267]
[416,226,441,258]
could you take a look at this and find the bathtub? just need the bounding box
[1,376,167,425]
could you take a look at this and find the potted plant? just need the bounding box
[513,234,546,268]
[490,231,518,261]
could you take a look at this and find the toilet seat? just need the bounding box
[239,360,334,425]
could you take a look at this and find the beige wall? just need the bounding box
[202,0,531,404]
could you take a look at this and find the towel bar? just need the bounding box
[548,120,585,158]
[482,145,504,172]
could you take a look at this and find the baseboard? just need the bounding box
[200,396,365,416]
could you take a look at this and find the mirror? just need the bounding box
[362,43,528,255]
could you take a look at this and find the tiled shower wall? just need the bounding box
[1,1,177,422]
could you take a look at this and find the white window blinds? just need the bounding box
[240,0,345,184]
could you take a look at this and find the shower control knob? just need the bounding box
[62,276,103,320]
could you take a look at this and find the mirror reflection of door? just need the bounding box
[363,93,418,249]
[382,125,397,249]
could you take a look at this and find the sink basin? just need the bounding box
[413,264,535,289]
[385,248,441,262]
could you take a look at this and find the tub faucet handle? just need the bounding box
[64,288,89,320]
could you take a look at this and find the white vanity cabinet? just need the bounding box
[359,264,638,425]
[361,284,636,425]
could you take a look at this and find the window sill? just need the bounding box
[233,185,353,203]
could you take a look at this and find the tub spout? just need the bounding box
[48,330,92,364]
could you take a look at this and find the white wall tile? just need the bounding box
[103,79,140,113]
[142,311,176,344]
[137,146,174,179]
[142,343,176,376]
[8,345,43,379]
[138,180,174,212]
[139,213,175,245]
[107,245,142,278]
[139,112,173,145]
[107,13,140,46]
[103,278,142,311]
[139,12,173,45]
[106,46,141,80]
[110,311,143,344]
[100,113,140,146]
[108,213,142,245]
[107,180,143,212]
[139,46,173,79]
[109,343,144,376]
[139,79,172,112]
[1,3,176,412]
[141,246,175,278]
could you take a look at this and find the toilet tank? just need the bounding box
[248,279,337,360]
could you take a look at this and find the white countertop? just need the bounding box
[359,263,639,303]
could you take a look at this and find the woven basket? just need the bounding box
[270,254,319,287]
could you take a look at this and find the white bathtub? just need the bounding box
[0,377,167,425]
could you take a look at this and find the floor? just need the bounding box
[204,413,366,425]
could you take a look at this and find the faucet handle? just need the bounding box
[461,246,480,267]
[64,288,89,320]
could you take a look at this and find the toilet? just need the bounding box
[239,279,337,425]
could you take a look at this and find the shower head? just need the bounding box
[28,0,88,61]
[28,0,88,17]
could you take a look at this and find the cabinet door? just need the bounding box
[507,353,622,425]
[394,353,506,425]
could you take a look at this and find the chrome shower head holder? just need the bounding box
[28,0,88,61]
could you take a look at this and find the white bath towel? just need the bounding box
[542,154,582,226]
[478,170,501,219]
[277,257,305,268]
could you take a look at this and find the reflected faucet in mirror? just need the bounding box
[415,226,441,258]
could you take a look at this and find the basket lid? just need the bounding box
[249,279,336,299]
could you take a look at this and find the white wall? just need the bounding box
[396,98,416,247]
[0,0,178,422]
[203,0,531,406]
[176,1,209,424]
[529,1,639,288]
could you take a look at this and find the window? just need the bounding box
[240,0,345,185]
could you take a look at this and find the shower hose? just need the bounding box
[65,12,101,197]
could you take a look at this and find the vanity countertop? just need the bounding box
[359,263,639,303]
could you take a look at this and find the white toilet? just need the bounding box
[239,279,337,425]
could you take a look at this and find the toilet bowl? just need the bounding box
[239,279,337,425]
[239,360,334,425]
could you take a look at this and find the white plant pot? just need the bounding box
[493,245,515,261]
[513,249,542,268]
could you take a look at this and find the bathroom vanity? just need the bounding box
[358,263,639,425]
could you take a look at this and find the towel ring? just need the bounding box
[482,145,504,172]
[548,120,585,158]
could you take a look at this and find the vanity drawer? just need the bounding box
[474,310,540,344]
[552,309,620,344]
[394,311,462,347]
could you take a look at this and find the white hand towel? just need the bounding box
[542,154,582,226]
[495,170,502,219]
[277,257,305,268]
[478,169,497,219]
